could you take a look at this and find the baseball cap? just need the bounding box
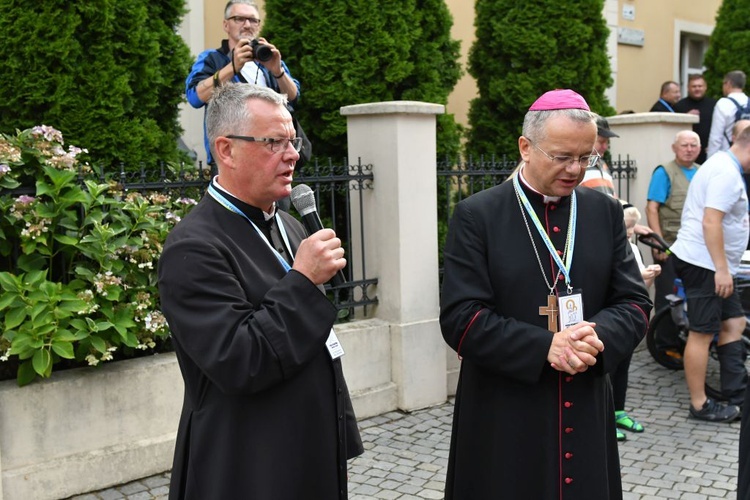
[596,116,619,138]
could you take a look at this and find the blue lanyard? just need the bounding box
[207,183,294,273]
[658,99,675,113]
[513,174,577,290]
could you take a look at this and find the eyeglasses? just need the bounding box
[226,135,302,153]
[227,16,261,25]
[529,141,600,169]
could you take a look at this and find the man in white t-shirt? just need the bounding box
[707,70,749,158]
[670,124,750,422]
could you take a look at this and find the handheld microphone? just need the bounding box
[290,184,347,287]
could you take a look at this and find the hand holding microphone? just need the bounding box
[290,184,347,287]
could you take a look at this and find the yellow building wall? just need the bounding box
[199,0,720,124]
[615,0,720,113]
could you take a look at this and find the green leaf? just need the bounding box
[53,234,79,245]
[8,333,34,355]
[0,292,21,310]
[0,272,19,293]
[122,331,139,347]
[24,270,48,286]
[51,340,75,359]
[69,318,90,331]
[16,254,47,273]
[17,360,37,387]
[95,321,115,332]
[90,336,107,353]
[29,302,50,323]
[5,306,27,329]
[53,329,89,342]
[32,348,52,377]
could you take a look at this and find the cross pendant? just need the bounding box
[538,294,558,332]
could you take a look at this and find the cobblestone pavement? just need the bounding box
[72,342,742,499]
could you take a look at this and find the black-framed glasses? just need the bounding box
[227,16,261,25]
[529,140,600,169]
[226,135,302,153]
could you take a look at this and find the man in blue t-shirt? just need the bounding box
[646,130,701,313]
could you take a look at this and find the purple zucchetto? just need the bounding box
[529,89,590,112]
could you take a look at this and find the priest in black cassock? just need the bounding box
[158,84,363,500]
[440,89,652,499]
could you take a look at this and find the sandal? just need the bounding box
[616,429,626,441]
[615,411,644,432]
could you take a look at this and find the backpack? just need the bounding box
[726,97,750,144]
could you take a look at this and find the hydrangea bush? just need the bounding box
[0,126,200,385]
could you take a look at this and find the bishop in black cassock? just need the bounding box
[440,90,652,499]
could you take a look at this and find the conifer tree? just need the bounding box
[0,0,192,168]
[702,0,750,97]
[465,0,614,155]
[262,0,462,158]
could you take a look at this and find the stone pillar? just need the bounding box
[341,101,448,411]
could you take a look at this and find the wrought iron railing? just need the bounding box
[294,157,377,319]
[436,153,637,283]
[1,157,377,319]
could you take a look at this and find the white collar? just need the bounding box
[213,176,276,220]
[518,164,561,204]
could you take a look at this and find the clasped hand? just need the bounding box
[547,321,604,375]
[292,229,346,285]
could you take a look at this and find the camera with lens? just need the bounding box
[249,39,273,62]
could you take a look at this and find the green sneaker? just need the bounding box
[616,429,626,441]
[615,411,644,432]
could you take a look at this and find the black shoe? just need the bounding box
[689,398,741,423]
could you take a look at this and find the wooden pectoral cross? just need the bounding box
[539,295,559,332]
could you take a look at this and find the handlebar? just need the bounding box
[637,233,671,253]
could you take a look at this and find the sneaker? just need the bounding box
[689,398,741,423]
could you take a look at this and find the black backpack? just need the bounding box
[726,97,750,144]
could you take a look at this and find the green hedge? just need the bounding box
[0,0,192,169]
[465,0,615,155]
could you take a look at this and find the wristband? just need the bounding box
[273,69,285,79]
[213,72,221,88]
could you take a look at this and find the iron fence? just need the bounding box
[1,157,377,319]
[436,153,637,282]
[293,157,378,319]
[608,154,637,202]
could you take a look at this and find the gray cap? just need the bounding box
[596,116,619,138]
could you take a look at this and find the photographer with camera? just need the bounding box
[186,0,300,167]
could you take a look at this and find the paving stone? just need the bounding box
[82,344,741,500]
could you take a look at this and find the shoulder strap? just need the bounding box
[727,96,750,113]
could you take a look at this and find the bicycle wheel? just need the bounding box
[646,306,685,370]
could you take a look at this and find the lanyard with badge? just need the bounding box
[208,183,345,359]
[512,173,583,332]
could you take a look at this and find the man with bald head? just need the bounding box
[650,81,681,112]
[440,89,651,499]
[646,130,702,313]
